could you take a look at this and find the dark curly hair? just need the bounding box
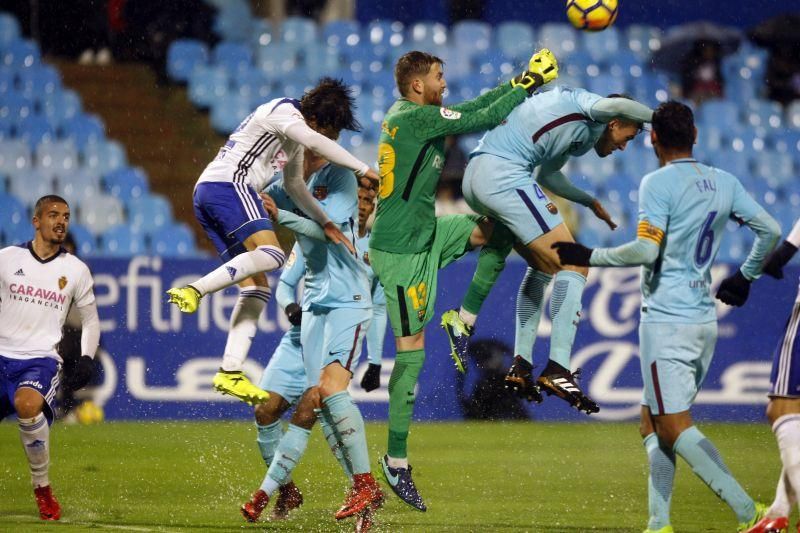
[652,101,695,151]
[300,77,361,132]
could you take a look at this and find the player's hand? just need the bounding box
[763,240,798,279]
[360,363,381,392]
[552,241,593,267]
[323,221,357,255]
[68,355,96,390]
[590,199,618,230]
[716,269,751,307]
[259,193,279,222]
[511,71,545,96]
[360,168,380,193]
[284,303,302,326]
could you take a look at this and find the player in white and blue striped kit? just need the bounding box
[554,101,780,532]
[240,149,384,526]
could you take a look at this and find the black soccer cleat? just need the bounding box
[504,355,543,403]
[537,364,599,415]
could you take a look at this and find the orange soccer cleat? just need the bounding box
[270,481,303,520]
[335,473,384,520]
[240,489,269,523]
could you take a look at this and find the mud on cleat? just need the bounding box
[440,309,474,373]
[379,455,427,512]
[504,355,543,403]
[537,365,599,414]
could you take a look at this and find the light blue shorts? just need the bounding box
[463,153,564,245]
[639,321,718,415]
[258,327,307,405]
[300,306,371,387]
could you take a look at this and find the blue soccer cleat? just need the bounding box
[379,455,427,512]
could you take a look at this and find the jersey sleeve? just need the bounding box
[264,180,294,211]
[637,173,670,244]
[276,244,305,309]
[259,100,305,136]
[73,261,96,308]
[447,83,513,113]
[408,87,527,141]
[571,88,605,120]
[322,166,358,225]
[730,177,769,224]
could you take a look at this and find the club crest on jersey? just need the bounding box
[546,202,558,214]
[58,276,67,290]
[286,250,297,268]
[362,251,370,265]
[439,107,461,120]
[313,186,328,200]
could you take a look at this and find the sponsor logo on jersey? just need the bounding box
[313,186,328,200]
[9,284,67,304]
[19,379,43,390]
[439,107,462,120]
[546,202,558,214]
[58,276,67,290]
[14,269,24,276]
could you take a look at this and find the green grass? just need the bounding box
[0,421,792,532]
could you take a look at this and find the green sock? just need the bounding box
[387,349,425,458]
[461,222,515,315]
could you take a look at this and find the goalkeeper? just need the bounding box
[368,48,558,512]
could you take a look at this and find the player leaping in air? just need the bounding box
[368,48,558,512]
[166,78,381,406]
[554,101,779,533]
[450,87,653,414]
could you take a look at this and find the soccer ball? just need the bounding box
[566,0,619,32]
[75,400,105,425]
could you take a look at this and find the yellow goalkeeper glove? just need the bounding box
[511,48,559,94]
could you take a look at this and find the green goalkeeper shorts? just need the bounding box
[369,214,481,337]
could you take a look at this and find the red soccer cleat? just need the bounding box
[355,507,375,532]
[744,515,789,533]
[335,473,384,520]
[270,481,303,520]
[34,485,61,521]
[240,489,269,523]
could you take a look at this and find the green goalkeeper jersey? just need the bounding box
[369,84,528,254]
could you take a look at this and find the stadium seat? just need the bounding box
[0,66,15,95]
[212,1,253,42]
[452,20,492,59]
[786,101,800,130]
[707,149,751,177]
[82,139,127,177]
[601,173,638,204]
[0,139,32,177]
[16,115,56,145]
[255,43,300,80]
[2,39,39,69]
[60,114,105,150]
[575,150,616,183]
[753,151,794,187]
[210,93,252,134]
[60,167,102,203]
[213,41,253,76]
[303,43,343,77]
[0,12,21,48]
[745,99,782,129]
[698,100,742,132]
[103,166,149,202]
[769,129,800,156]
[250,18,275,48]
[67,222,96,256]
[231,69,272,107]
[562,50,596,80]
[0,92,34,123]
[435,45,471,83]
[619,145,658,178]
[100,225,147,257]
[323,20,361,49]
[538,23,579,58]
[280,16,318,49]
[17,65,61,102]
[587,73,627,97]
[8,168,55,205]
[605,51,644,79]
[727,129,766,153]
[625,25,662,59]
[167,39,209,83]
[366,19,405,48]
[36,139,79,178]
[128,195,173,235]
[77,194,125,234]
[0,192,28,242]
[494,22,535,63]
[364,69,396,101]
[150,224,198,257]
[188,65,229,109]
[583,26,621,62]
[408,21,448,48]
[40,89,82,127]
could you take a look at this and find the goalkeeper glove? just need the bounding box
[511,48,559,95]
[285,303,302,326]
[68,355,97,390]
[763,240,798,279]
[551,242,593,267]
[360,363,381,392]
[716,269,751,307]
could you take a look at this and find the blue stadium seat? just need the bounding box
[77,194,125,234]
[16,115,56,145]
[0,12,21,48]
[17,65,61,102]
[472,49,515,82]
[630,72,669,109]
[435,45,471,84]
[619,145,658,178]
[698,100,742,131]
[8,168,55,205]
[707,149,751,177]
[786,101,800,130]
[150,224,198,257]
[280,16,318,49]
[255,43,300,80]
[0,92,34,122]
[727,129,766,153]
[36,139,79,178]
[277,76,315,100]
[366,20,405,48]
[0,192,27,242]
[82,139,127,177]
[60,168,102,206]
[539,23,579,58]
[303,43,343,76]
[67,223,96,256]
[494,22,535,63]
[0,66,15,94]
[753,151,794,187]
[364,70,396,101]
[562,50,596,80]
[0,139,31,177]
[61,114,105,150]
[601,173,638,205]
[231,69,272,106]
[323,20,361,49]
[583,26,621,62]
[408,21,448,48]
[587,73,627,97]
[128,195,173,235]
[100,225,147,257]
[104,166,149,201]
[40,89,82,127]
[250,18,275,48]
[625,25,662,59]
[213,1,253,42]
[745,99,782,129]
[575,150,616,183]
[210,93,251,134]
[167,39,209,83]
[605,51,644,79]
[2,39,39,69]
[769,130,800,157]
[452,20,492,59]
[188,66,229,109]
[213,41,253,76]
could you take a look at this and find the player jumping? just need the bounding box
[553,101,778,532]
[0,195,100,521]
[166,78,381,406]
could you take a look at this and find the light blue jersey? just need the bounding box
[356,230,386,307]
[357,229,387,365]
[266,164,371,310]
[638,158,771,323]
[473,86,606,175]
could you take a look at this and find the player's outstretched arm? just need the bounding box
[763,218,800,279]
[553,230,660,268]
[590,97,654,124]
[276,244,305,326]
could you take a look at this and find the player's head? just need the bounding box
[33,195,70,245]
[651,101,696,159]
[357,185,375,227]
[300,77,361,138]
[395,51,446,106]
[594,94,645,157]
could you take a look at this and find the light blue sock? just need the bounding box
[644,433,675,530]
[548,270,586,368]
[262,424,311,496]
[322,391,370,475]
[315,407,353,479]
[256,420,283,467]
[673,426,755,523]
[514,267,552,364]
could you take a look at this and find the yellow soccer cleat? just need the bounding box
[166,285,202,313]
[528,48,559,85]
[440,309,473,374]
[212,370,270,406]
[643,526,674,533]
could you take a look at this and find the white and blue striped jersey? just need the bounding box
[267,164,372,310]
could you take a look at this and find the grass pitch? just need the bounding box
[0,421,792,532]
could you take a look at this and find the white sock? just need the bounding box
[458,307,477,328]
[191,246,285,296]
[768,469,796,518]
[18,413,50,488]
[774,414,800,512]
[387,455,408,469]
[221,287,271,372]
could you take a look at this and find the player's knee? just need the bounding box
[256,245,286,270]
[254,403,279,425]
[14,396,44,419]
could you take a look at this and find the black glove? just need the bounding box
[763,240,798,279]
[68,355,96,390]
[360,363,381,392]
[285,303,302,326]
[551,242,593,267]
[716,269,751,307]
